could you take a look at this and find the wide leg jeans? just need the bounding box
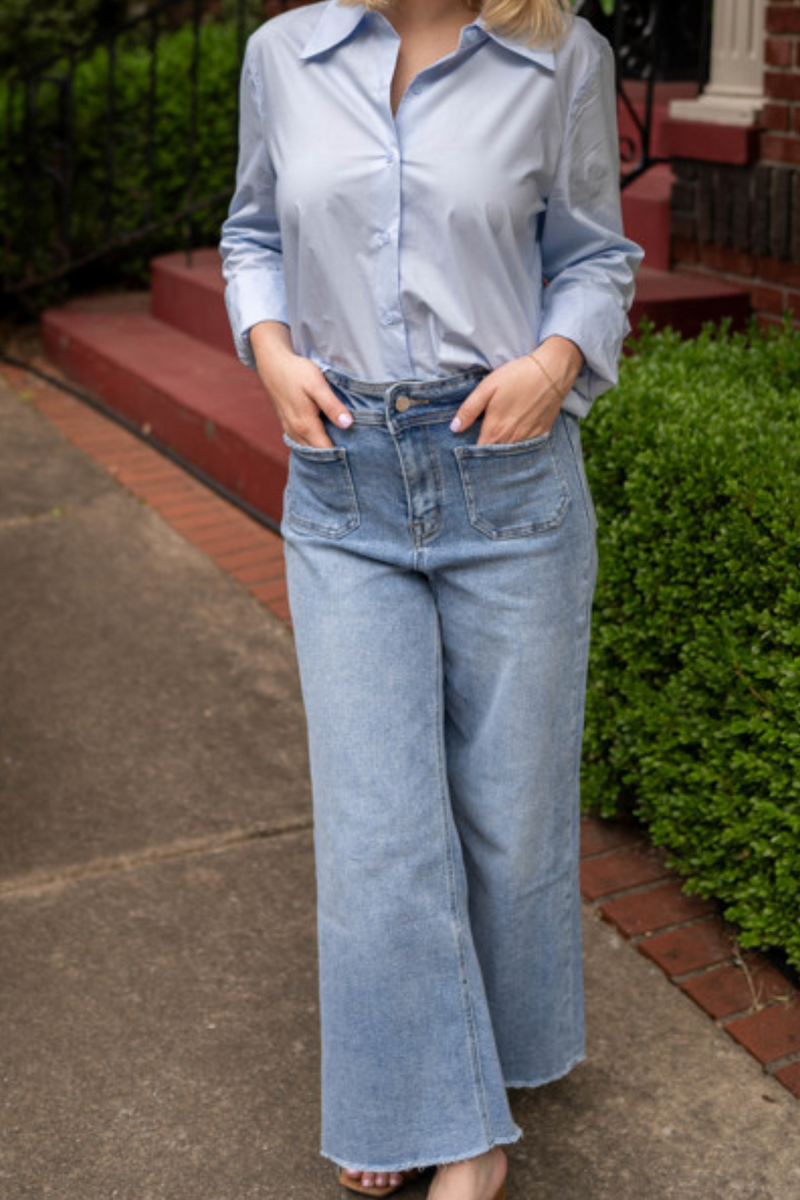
[281,369,598,1173]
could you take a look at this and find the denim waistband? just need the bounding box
[323,367,487,403]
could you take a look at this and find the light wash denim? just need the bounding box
[281,369,598,1173]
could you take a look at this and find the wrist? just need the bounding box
[249,319,294,359]
[533,336,584,397]
[249,322,299,382]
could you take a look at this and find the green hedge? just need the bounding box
[0,0,126,73]
[582,320,800,972]
[1,18,244,299]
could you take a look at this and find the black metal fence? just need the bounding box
[1,0,281,304]
[2,0,709,307]
[610,0,713,184]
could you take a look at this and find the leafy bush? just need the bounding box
[582,321,800,971]
[1,17,245,301]
[0,0,127,74]
[0,0,274,72]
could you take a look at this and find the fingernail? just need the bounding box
[450,417,462,433]
[337,412,353,428]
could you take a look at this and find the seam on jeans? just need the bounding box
[286,449,361,539]
[562,412,597,533]
[413,424,443,546]
[395,409,460,429]
[431,604,494,1146]
[454,440,570,540]
[563,464,597,1055]
[349,414,386,427]
[391,420,420,560]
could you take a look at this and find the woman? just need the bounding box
[220,1,642,1197]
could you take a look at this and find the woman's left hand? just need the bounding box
[450,336,585,445]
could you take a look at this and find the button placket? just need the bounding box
[372,124,413,376]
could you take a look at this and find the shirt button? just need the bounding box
[377,232,390,246]
[381,312,399,326]
[464,27,479,41]
[385,151,395,164]
[411,83,423,95]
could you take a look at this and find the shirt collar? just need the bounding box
[300,2,555,71]
[475,15,556,71]
[299,1,366,60]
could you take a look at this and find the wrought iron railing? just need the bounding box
[575,0,713,187]
[2,0,710,305]
[1,0,284,304]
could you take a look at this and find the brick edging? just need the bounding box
[580,815,800,1098]
[6,360,799,1102]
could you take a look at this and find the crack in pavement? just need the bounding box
[0,817,314,900]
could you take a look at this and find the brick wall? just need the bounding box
[671,1,800,330]
[762,0,800,165]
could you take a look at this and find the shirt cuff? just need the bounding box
[538,282,631,417]
[224,270,289,368]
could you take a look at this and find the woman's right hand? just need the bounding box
[249,320,353,449]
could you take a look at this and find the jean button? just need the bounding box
[395,395,413,413]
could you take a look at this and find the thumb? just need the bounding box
[310,377,355,431]
[450,379,493,433]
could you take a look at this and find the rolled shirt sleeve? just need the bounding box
[538,39,644,415]
[219,38,289,369]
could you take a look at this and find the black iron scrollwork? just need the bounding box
[611,0,712,186]
[2,0,271,303]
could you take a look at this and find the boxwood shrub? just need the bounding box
[581,320,800,972]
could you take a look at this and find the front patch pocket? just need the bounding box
[284,435,360,539]
[454,432,569,539]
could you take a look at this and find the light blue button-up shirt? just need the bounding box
[220,0,643,418]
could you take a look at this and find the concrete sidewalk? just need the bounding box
[0,373,798,1200]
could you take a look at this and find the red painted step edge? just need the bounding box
[41,306,289,528]
[151,249,233,358]
[630,267,751,337]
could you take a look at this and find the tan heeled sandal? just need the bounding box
[338,1167,423,1197]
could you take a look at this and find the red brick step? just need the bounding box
[42,300,288,527]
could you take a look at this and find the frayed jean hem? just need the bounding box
[325,1126,523,1175]
[505,1049,587,1091]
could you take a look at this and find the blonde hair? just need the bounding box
[337,0,572,49]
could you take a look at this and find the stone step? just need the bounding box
[42,300,288,527]
[151,249,233,358]
[622,164,673,271]
[631,266,751,337]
